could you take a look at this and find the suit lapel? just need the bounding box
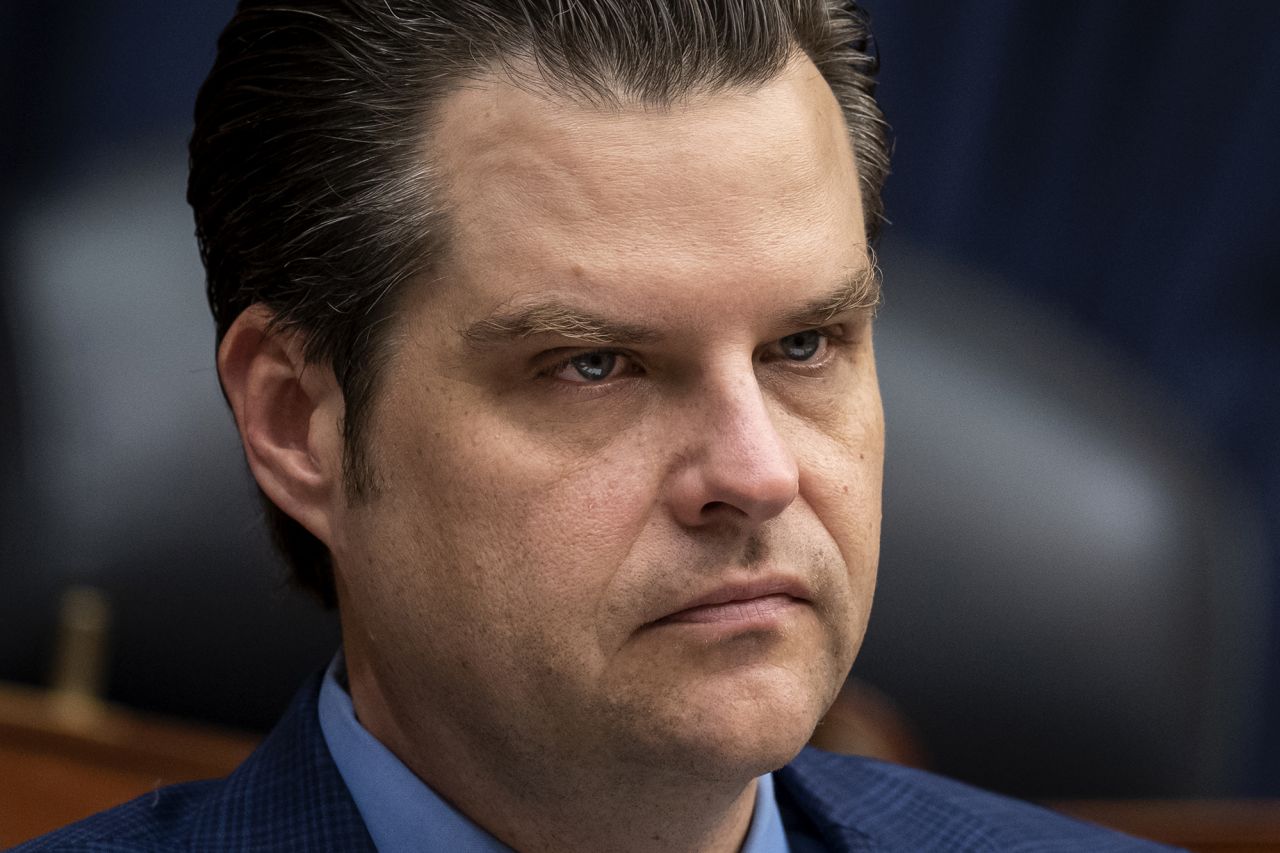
[187,673,377,851]
[776,748,881,852]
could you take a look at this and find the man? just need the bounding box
[21,2,1176,850]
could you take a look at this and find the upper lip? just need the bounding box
[652,575,814,623]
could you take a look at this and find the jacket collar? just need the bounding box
[777,748,880,852]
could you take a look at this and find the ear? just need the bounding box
[217,304,345,548]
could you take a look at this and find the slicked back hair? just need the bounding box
[190,0,890,607]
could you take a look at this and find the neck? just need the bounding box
[479,773,761,853]
[345,655,763,853]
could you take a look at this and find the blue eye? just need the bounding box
[568,351,617,381]
[779,330,823,361]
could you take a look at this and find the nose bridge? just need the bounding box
[670,362,800,527]
[712,372,791,472]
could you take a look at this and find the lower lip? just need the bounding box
[656,593,804,626]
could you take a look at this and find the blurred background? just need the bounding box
[1,0,1276,803]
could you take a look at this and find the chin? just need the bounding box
[643,667,832,782]
[672,716,818,783]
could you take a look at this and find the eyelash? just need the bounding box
[539,326,850,387]
[542,349,639,385]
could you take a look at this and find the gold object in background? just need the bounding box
[49,584,112,724]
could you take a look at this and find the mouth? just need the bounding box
[655,593,803,625]
[649,578,813,629]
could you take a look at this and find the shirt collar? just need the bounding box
[318,653,790,852]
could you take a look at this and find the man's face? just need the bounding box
[330,57,883,785]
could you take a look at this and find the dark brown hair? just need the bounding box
[190,0,890,607]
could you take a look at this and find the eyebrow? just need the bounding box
[462,301,663,348]
[782,261,883,328]
[461,258,883,349]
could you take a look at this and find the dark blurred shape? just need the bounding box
[2,138,338,732]
[862,0,1280,792]
[812,679,930,771]
[857,238,1270,799]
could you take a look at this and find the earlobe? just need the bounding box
[217,305,345,548]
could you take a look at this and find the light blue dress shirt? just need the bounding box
[318,654,792,852]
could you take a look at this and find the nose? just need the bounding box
[666,374,800,529]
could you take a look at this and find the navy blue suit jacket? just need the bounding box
[15,676,1177,851]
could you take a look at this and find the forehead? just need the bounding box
[426,57,867,322]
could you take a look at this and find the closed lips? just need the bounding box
[652,578,813,625]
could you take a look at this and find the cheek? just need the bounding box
[794,385,884,580]
[364,395,663,630]
[799,433,882,668]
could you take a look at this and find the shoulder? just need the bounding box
[9,779,220,852]
[11,674,373,852]
[778,747,1183,852]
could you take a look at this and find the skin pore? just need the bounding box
[221,55,883,853]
